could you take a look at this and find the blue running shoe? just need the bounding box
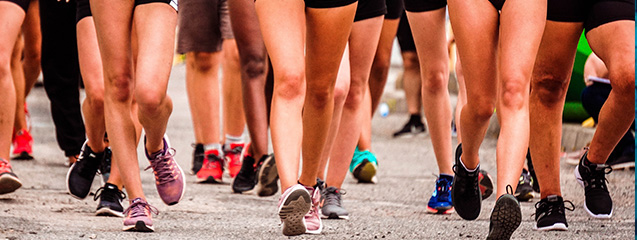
[427,175,454,214]
[349,147,378,183]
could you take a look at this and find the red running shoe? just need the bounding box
[12,129,33,160]
[225,142,246,178]
[197,149,224,183]
[0,159,22,194]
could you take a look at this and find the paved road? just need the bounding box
[0,65,634,239]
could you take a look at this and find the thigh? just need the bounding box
[586,20,635,81]
[176,0,223,54]
[349,16,384,86]
[133,3,177,94]
[405,8,449,77]
[0,3,24,62]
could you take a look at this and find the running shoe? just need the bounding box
[94,183,126,217]
[451,144,481,220]
[487,185,522,240]
[574,151,613,219]
[0,159,22,194]
[99,147,112,184]
[278,184,311,236]
[232,155,257,193]
[11,129,33,160]
[392,114,426,138]
[479,169,494,200]
[225,142,245,178]
[427,175,454,214]
[190,143,204,175]
[515,169,534,202]
[123,198,159,232]
[304,185,322,234]
[256,154,279,197]
[320,186,349,219]
[145,136,186,205]
[534,195,574,231]
[66,141,103,199]
[350,147,378,183]
[196,149,224,183]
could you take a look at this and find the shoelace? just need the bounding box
[506,184,514,195]
[205,152,224,169]
[578,164,612,192]
[145,148,178,185]
[0,158,10,169]
[123,200,159,218]
[452,165,480,196]
[76,149,101,179]
[532,198,574,220]
[323,188,346,207]
[93,186,126,202]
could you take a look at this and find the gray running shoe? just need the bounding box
[320,186,349,219]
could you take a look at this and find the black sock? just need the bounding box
[409,114,422,125]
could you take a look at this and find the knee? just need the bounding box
[469,96,496,121]
[499,74,529,110]
[402,53,419,72]
[333,80,349,106]
[23,50,41,66]
[242,53,266,80]
[85,87,105,110]
[0,56,10,77]
[136,91,166,114]
[274,70,305,101]
[421,69,447,95]
[609,65,635,98]
[106,73,134,102]
[343,78,365,109]
[189,52,217,72]
[532,73,569,108]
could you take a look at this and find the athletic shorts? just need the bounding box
[396,12,416,52]
[385,0,404,20]
[305,0,357,8]
[136,0,179,11]
[355,0,387,22]
[403,0,445,12]
[76,0,177,23]
[1,0,29,12]
[547,0,635,34]
[176,0,233,54]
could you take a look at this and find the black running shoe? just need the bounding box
[515,169,534,202]
[66,141,103,199]
[256,154,279,197]
[232,155,257,193]
[487,185,522,240]
[575,151,613,219]
[534,195,574,231]
[451,144,481,220]
[99,147,112,184]
[191,143,204,175]
[392,114,426,138]
[94,183,126,217]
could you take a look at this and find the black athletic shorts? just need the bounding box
[547,0,635,34]
[403,0,445,12]
[1,0,29,12]
[305,0,357,8]
[396,12,415,52]
[135,0,178,11]
[385,0,404,20]
[355,0,387,22]
[76,0,91,23]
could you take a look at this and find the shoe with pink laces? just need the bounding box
[145,136,186,205]
[304,184,323,234]
[123,198,159,232]
[278,184,311,236]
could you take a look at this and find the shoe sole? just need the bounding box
[257,155,278,197]
[535,223,568,231]
[514,190,534,202]
[278,188,311,236]
[11,151,33,160]
[353,160,377,183]
[0,174,22,194]
[426,206,455,215]
[321,212,350,220]
[574,166,613,219]
[96,207,124,217]
[610,161,635,170]
[123,221,154,232]
[196,175,223,184]
[487,194,521,240]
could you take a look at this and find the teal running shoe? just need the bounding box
[349,147,378,183]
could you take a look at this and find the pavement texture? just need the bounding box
[0,64,634,239]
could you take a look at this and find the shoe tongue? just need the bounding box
[546,195,560,202]
[131,198,145,204]
[105,183,118,190]
[594,164,609,171]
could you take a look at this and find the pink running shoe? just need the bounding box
[145,136,186,205]
[12,129,33,160]
[304,185,323,234]
[278,184,311,236]
[123,198,158,232]
[225,142,246,178]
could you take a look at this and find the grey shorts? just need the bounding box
[176,0,234,54]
